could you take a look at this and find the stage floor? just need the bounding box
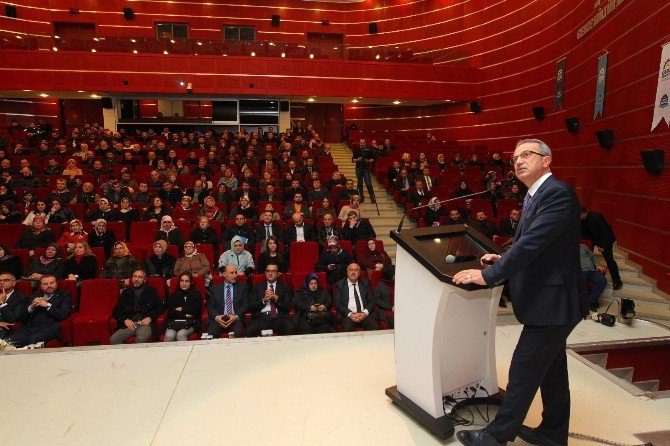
[1,319,669,445]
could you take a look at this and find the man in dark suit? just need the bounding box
[386,160,402,184]
[9,275,71,347]
[0,272,28,339]
[255,210,283,245]
[246,262,294,336]
[454,139,587,446]
[580,206,622,290]
[408,179,431,206]
[109,269,164,344]
[207,265,248,338]
[317,213,343,247]
[283,213,316,244]
[334,263,379,331]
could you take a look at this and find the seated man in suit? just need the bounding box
[283,212,316,245]
[469,211,497,239]
[408,179,431,207]
[0,272,28,340]
[334,263,379,331]
[386,160,402,184]
[246,261,294,337]
[342,211,376,243]
[317,213,343,247]
[393,169,413,200]
[207,265,248,338]
[9,274,71,347]
[109,269,164,344]
[222,214,255,250]
[283,192,309,219]
[255,210,282,245]
[497,208,520,236]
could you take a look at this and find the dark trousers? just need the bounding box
[583,270,607,305]
[355,166,374,202]
[10,326,56,347]
[206,319,244,338]
[340,314,380,331]
[486,322,578,444]
[599,243,621,284]
[296,315,334,334]
[247,315,295,337]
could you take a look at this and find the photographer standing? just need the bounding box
[352,139,376,203]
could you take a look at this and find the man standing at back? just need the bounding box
[454,139,587,446]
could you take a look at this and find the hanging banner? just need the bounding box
[554,58,566,111]
[594,53,608,119]
[651,42,670,130]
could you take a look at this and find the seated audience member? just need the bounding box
[88,219,117,258]
[87,198,121,222]
[186,180,210,205]
[63,241,97,282]
[189,216,219,257]
[173,196,198,224]
[386,161,402,184]
[334,263,379,332]
[337,178,358,202]
[155,215,185,251]
[229,196,258,222]
[143,196,170,222]
[256,236,288,274]
[338,195,366,223]
[316,236,353,284]
[16,215,56,256]
[233,180,258,203]
[283,193,308,219]
[9,275,71,347]
[199,195,226,223]
[284,212,316,245]
[315,197,336,220]
[23,200,49,226]
[100,242,140,287]
[23,243,64,285]
[308,179,329,203]
[424,197,446,226]
[497,208,520,237]
[393,170,413,199]
[71,182,100,206]
[222,214,255,250]
[62,158,83,177]
[47,179,74,204]
[164,273,202,342]
[104,181,131,205]
[48,199,75,224]
[326,171,346,190]
[117,197,139,240]
[504,183,524,203]
[408,180,431,207]
[211,183,231,209]
[263,203,282,221]
[419,167,438,193]
[469,211,497,239]
[444,208,464,225]
[246,261,294,337]
[0,244,23,278]
[255,211,282,245]
[206,265,248,339]
[132,183,152,207]
[174,241,211,281]
[454,180,474,198]
[110,269,164,344]
[158,180,183,207]
[260,183,281,202]
[294,273,334,334]
[0,200,22,223]
[218,168,238,190]
[374,266,395,329]
[317,213,343,247]
[144,240,176,282]
[358,238,392,272]
[580,243,608,312]
[218,236,255,275]
[0,272,27,339]
[57,219,87,253]
[342,212,376,243]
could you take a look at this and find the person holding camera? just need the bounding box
[351,139,376,204]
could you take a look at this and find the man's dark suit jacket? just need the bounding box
[254,222,283,244]
[283,223,317,244]
[581,211,616,246]
[408,188,431,206]
[208,281,248,320]
[0,290,28,327]
[112,285,164,330]
[482,175,587,326]
[333,278,376,318]
[248,281,292,318]
[24,289,72,339]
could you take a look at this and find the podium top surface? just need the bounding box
[390,225,501,289]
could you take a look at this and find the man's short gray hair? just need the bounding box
[516,139,552,156]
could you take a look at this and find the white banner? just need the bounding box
[651,42,670,130]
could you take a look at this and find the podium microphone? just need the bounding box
[445,254,477,263]
[396,190,489,233]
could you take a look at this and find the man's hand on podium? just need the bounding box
[453,268,486,286]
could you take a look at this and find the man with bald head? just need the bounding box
[283,212,316,245]
[334,263,379,331]
[72,182,100,206]
[15,167,42,188]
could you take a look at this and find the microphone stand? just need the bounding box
[395,189,490,233]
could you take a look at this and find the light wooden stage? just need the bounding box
[2,319,669,445]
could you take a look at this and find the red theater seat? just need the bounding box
[72,279,120,346]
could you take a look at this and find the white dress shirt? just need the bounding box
[346,280,369,316]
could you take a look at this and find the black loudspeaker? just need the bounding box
[5,5,17,18]
[368,23,378,34]
[469,101,481,114]
[532,106,545,120]
[271,15,280,26]
[596,129,614,149]
[279,101,290,112]
[101,97,113,109]
[565,117,579,133]
[123,8,134,20]
[640,149,664,174]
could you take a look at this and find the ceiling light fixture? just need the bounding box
[352,99,359,103]
[39,93,49,97]
[308,98,315,102]
[393,100,401,105]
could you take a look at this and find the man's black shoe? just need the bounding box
[517,426,566,446]
[456,429,505,446]
[612,282,623,290]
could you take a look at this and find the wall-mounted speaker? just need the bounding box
[5,5,17,18]
[640,149,664,174]
[271,15,280,27]
[279,101,290,112]
[101,97,113,109]
[596,129,613,149]
[123,8,134,20]
[532,106,545,120]
[368,23,378,34]
[469,101,481,114]
[565,117,579,133]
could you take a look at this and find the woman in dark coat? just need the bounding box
[15,216,56,256]
[88,219,117,258]
[0,200,22,223]
[256,236,288,274]
[293,273,334,334]
[0,244,22,278]
[358,238,392,272]
[163,272,202,341]
[143,240,176,281]
[189,216,219,257]
[155,215,185,252]
[23,243,65,287]
[63,241,98,282]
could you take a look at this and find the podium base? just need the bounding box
[385,386,455,440]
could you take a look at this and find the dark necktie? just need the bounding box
[269,284,277,318]
[265,225,271,238]
[225,285,232,314]
[523,194,532,210]
[353,283,362,313]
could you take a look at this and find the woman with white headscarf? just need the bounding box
[155,215,184,252]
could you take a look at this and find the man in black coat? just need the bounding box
[0,272,28,340]
[341,212,376,243]
[110,269,164,344]
[581,206,622,289]
[283,213,316,245]
[333,263,379,331]
[207,265,248,338]
[317,213,344,247]
[9,275,71,347]
[222,214,255,250]
[454,139,587,446]
[255,211,282,245]
[246,262,294,337]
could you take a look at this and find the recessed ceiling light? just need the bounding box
[179,81,185,86]
[163,50,168,55]
[130,38,136,43]
[375,54,380,60]
[93,37,99,42]
[308,98,315,102]
[52,47,58,51]
[393,100,401,105]
[16,36,22,40]
[54,35,60,39]
[90,94,100,99]
[351,99,359,103]
[309,54,314,59]
[223,54,227,57]
[250,51,256,56]
[77,90,85,93]
[281,52,285,58]
[39,93,49,97]
[367,45,372,49]
[170,39,175,44]
[133,49,138,54]
[269,42,274,46]
[91,49,97,53]
[22,89,31,92]
[333,47,338,50]
[197,42,202,46]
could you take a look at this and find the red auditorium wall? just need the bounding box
[0,97,60,131]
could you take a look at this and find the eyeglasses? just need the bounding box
[265,269,278,273]
[511,150,546,164]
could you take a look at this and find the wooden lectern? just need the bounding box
[386,225,503,439]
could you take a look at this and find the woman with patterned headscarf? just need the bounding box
[24,242,65,286]
[155,215,184,251]
[100,241,139,287]
[57,219,88,252]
